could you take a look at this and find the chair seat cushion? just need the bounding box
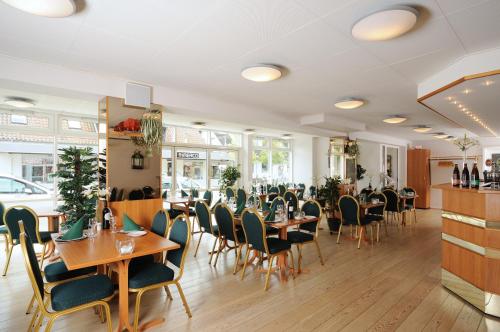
[287,231,314,243]
[265,225,280,235]
[203,224,218,235]
[359,217,373,226]
[44,261,97,283]
[51,274,114,311]
[366,214,384,222]
[0,225,7,234]
[266,238,291,254]
[39,231,55,243]
[128,263,174,289]
[129,255,156,274]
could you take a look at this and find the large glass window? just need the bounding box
[209,150,238,189]
[252,137,292,183]
[161,148,173,194]
[175,149,207,190]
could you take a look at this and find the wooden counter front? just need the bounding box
[434,183,500,317]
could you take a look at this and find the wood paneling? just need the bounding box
[486,229,500,250]
[441,186,486,219]
[442,218,485,247]
[442,240,485,289]
[109,198,163,228]
[407,149,430,209]
[485,258,500,294]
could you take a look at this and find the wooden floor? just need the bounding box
[2,209,500,331]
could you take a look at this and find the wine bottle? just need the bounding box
[471,163,480,189]
[452,164,460,187]
[287,198,294,219]
[102,201,111,229]
[461,163,470,188]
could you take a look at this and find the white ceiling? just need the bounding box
[0,0,499,140]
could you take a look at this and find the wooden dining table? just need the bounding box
[37,211,64,258]
[53,230,180,331]
[234,214,319,280]
[165,196,193,217]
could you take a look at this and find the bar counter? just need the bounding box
[434,183,500,317]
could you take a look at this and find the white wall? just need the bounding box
[292,135,314,187]
[413,139,483,209]
[312,137,330,187]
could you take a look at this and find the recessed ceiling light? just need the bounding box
[383,116,407,124]
[241,64,282,82]
[413,126,432,133]
[482,80,495,86]
[243,129,256,135]
[191,121,206,129]
[4,97,35,108]
[462,89,472,94]
[452,101,458,105]
[281,134,292,140]
[334,98,365,110]
[445,136,455,141]
[2,0,76,17]
[433,133,448,139]
[351,6,419,41]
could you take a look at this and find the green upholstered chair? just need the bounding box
[225,187,235,200]
[3,206,52,276]
[382,189,403,226]
[278,184,286,196]
[269,186,279,194]
[309,186,317,198]
[270,196,286,210]
[193,200,219,263]
[283,191,299,212]
[0,201,9,257]
[247,195,261,209]
[213,204,246,273]
[128,215,192,331]
[286,200,324,271]
[236,188,247,207]
[338,195,375,249]
[203,190,213,206]
[402,187,417,225]
[367,192,388,240]
[240,209,294,291]
[297,184,305,200]
[18,221,113,332]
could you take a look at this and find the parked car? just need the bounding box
[0,174,56,213]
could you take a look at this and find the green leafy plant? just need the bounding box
[345,139,360,158]
[132,109,162,157]
[318,176,342,213]
[220,166,241,191]
[356,164,366,180]
[55,147,98,225]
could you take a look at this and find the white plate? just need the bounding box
[304,215,316,220]
[55,234,88,242]
[127,230,147,237]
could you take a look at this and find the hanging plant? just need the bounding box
[132,109,162,157]
[345,139,360,158]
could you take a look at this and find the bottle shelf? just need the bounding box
[108,129,143,139]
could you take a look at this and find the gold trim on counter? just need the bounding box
[442,233,485,255]
[442,268,485,311]
[442,210,500,229]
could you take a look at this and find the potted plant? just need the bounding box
[317,176,342,234]
[132,109,162,157]
[220,166,241,192]
[55,147,98,226]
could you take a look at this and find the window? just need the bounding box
[209,150,238,189]
[252,137,292,183]
[0,112,49,129]
[175,127,210,145]
[21,154,54,189]
[175,149,207,190]
[0,176,44,194]
[67,120,82,129]
[210,131,242,147]
[11,114,27,125]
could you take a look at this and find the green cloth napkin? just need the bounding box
[191,189,199,198]
[264,206,276,221]
[235,202,245,215]
[61,217,84,240]
[123,214,141,231]
[181,190,188,197]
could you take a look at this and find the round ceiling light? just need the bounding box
[334,98,364,110]
[352,6,419,41]
[281,134,292,140]
[4,97,35,108]
[191,121,206,129]
[2,0,76,17]
[413,126,432,133]
[241,65,282,82]
[243,129,256,135]
[433,133,449,139]
[383,116,407,124]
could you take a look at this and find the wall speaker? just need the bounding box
[125,82,151,108]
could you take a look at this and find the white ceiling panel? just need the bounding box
[435,0,489,15]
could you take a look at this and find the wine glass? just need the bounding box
[110,215,117,233]
[87,218,97,239]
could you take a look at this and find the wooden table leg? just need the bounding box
[277,228,290,282]
[116,259,133,332]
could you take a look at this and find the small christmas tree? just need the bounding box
[55,147,98,225]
